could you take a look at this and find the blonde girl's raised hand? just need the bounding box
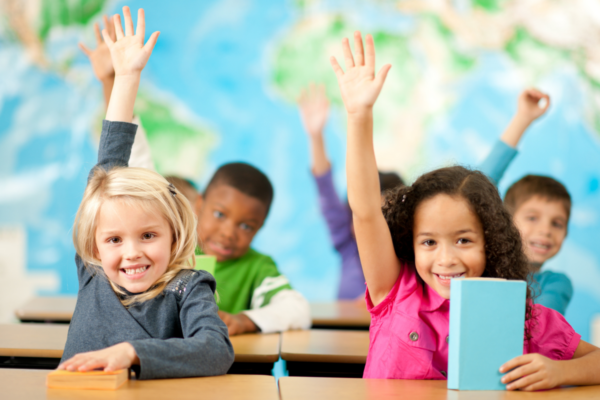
[330,32,391,116]
[102,7,159,123]
[102,7,159,78]
[298,83,331,175]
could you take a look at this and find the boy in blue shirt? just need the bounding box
[479,88,573,315]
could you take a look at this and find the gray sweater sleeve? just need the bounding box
[77,120,138,289]
[128,272,235,379]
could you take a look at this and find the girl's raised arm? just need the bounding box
[330,32,400,306]
[103,7,159,123]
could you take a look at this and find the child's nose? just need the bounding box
[436,244,457,268]
[218,220,236,240]
[124,241,143,259]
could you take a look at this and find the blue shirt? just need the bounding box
[478,140,573,315]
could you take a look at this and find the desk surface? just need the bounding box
[229,333,280,363]
[280,329,369,364]
[279,377,600,400]
[0,323,278,363]
[0,324,68,358]
[15,297,77,322]
[310,301,371,328]
[1,369,278,400]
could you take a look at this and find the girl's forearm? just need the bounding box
[106,74,140,123]
[346,111,381,219]
[500,114,533,148]
[309,134,331,176]
[561,348,600,386]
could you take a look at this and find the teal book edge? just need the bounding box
[447,279,526,391]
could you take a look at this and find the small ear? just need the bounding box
[194,194,203,217]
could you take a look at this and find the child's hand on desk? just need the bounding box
[79,15,116,83]
[218,311,258,336]
[58,343,139,372]
[500,353,561,391]
[330,31,391,115]
[103,7,159,78]
[516,88,550,123]
[298,84,330,138]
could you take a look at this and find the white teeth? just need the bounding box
[437,273,464,280]
[531,243,550,249]
[123,266,148,275]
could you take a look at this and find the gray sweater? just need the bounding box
[61,120,234,379]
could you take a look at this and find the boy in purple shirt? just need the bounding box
[298,84,403,299]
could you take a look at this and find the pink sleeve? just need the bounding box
[525,304,581,360]
[365,262,418,323]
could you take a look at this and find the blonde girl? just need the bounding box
[58,7,233,379]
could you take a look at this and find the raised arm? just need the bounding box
[103,7,159,123]
[479,88,550,184]
[79,15,116,109]
[330,32,398,306]
[298,83,331,176]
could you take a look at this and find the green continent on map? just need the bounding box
[135,92,216,179]
[38,0,105,40]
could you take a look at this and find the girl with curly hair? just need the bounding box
[329,31,600,391]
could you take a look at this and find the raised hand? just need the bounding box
[298,83,330,138]
[330,32,391,115]
[79,15,116,83]
[516,88,550,123]
[102,7,159,77]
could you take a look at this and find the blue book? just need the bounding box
[447,278,526,390]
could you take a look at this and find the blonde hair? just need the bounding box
[73,167,197,306]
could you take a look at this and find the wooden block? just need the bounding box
[46,369,128,390]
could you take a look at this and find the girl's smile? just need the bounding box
[413,194,486,299]
[94,200,173,294]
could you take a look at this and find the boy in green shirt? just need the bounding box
[174,163,310,335]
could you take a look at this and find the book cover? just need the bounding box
[447,278,526,390]
[46,369,128,390]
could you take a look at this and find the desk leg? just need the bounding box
[286,361,365,378]
[0,356,61,369]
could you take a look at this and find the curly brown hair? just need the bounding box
[382,166,533,329]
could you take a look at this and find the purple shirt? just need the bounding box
[364,262,581,379]
[314,169,366,299]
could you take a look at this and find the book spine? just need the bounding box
[447,279,462,389]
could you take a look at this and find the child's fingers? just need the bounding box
[136,9,146,41]
[506,372,543,391]
[142,31,160,56]
[123,6,134,37]
[499,354,531,373]
[114,14,125,41]
[78,42,92,57]
[341,38,355,70]
[540,94,550,112]
[353,31,365,66]
[94,23,102,45]
[329,56,344,80]
[375,64,392,88]
[102,29,115,47]
[365,34,375,70]
[78,359,105,372]
[104,15,116,40]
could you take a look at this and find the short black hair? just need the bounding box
[379,171,404,193]
[204,162,274,216]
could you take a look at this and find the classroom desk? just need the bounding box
[15,296,77,323]
[280,329,369,378]
[310,301,371,330]
[279,377,600,400]
[0,369,278,400]
[0,324,279,375]
[228,333,280,375]
[0,324,68,369]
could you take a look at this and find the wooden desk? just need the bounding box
[228,333,280,375]
[0,324,68,369]
[280,329,369,378]
[0,324,280,375]
[0,369,278,400]
[310,301,370,330]
[15,297,77,323]
[279,377,600,400]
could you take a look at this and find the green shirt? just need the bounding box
[196,248,293,314]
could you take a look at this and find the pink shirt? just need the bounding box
[363,262,581,380]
